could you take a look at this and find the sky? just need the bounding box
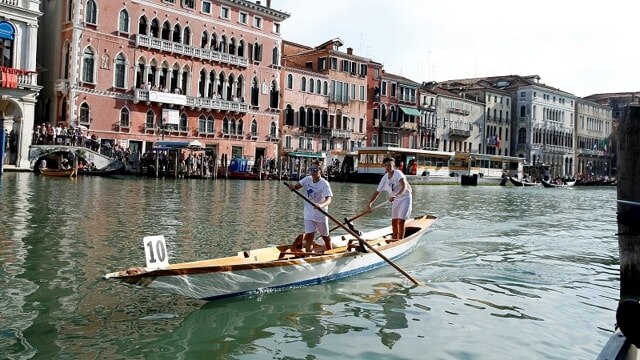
[272,0,639,98]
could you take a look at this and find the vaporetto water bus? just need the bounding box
[334,146,524,185]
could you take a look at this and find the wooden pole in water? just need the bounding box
[618,104,640,298]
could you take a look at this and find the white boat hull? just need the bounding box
[104,215,436,301]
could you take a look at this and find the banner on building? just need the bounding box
[162,109,180,125]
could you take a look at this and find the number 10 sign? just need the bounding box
[143,235,170,269]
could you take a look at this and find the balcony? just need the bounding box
[1,0,39,11]
[135,34,248,68]
[401,122,417,131]
[1,66,39,89]
[331,128,352,138]
[449,128,470,138]
[447,107,470,116]
[133,89,249,113]
[55,79,69,92]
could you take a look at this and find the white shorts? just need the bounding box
[304,218,329,236]
[391,197,412,220]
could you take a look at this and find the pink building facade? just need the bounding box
[38,0,288,165]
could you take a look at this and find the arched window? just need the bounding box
[150,18,159,37]
[230,119,236,135]
[222,117,229,134]
[0,22,16,67]
[114,53,126,88]
[207,115,214,133]
[237,119,244,135]
[120,108,130,128]
[145,110,155,129]
[316,79,321,94]
[269,80,279,109]
[299,107,306,127]
[138,16,148,35]
[118,9,129,33]
[82,47,96,83]
[198,114,206,133]
[172,24,181,43]
[161,21,170,40]
[86,0,97,24]
[228,38,236,55]
[220,35,227,53]
[300,76,306,92]
[183,27,191,45]
[200,31,208,48]
[251,119,258,137]
[271,46,279,65]
[270,121,277,138]
[286,74,293,89]
[237,40,245,57]
[285,105,294,126]
[180,113,188,132]
[250,77,259,106]
[309,78,315,93]
[79,102,90,124]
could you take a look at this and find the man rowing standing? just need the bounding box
[366,157,413,240]
[288,161,333,251]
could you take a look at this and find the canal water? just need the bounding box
[0,173,619,359]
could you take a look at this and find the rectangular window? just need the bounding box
[285,135,292,149]
[182,0,195,9]
[253,16,262,29]
[273,23,280,34]
[330,57,337,70]
[341,59,349,72]
[318,57,327,70]
[239,12,248,24]
[359,85,365,101]
[381,80,387,96]
[201,0,211,13]
[220,6,230,19]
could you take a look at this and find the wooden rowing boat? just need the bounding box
[541,179,576,188]
[40,168,76,177]
[508,176,541,187]
[103,215,437,301]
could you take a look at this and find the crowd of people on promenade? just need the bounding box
[31,122,131,162]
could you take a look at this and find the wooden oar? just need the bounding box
[329,201,387,234]
[284,182,422,286]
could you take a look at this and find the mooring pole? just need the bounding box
[618,104,640,298]
[598,104,640,359]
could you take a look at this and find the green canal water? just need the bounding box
[0,173,619,359]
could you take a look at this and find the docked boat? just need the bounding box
[78,160,126,177]
[40,168,76,177]
[508,176,541,187]
[541,179,576,188]
[103,215,437,301]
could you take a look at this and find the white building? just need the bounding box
[0,0,41,169]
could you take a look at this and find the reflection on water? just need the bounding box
[0,173,619,359]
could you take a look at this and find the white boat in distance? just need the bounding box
[103,215,437,301]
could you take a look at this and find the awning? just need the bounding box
[399,105,422,117]
[286,152,326,158]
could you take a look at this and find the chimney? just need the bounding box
[347,47,353,55]
[267,0,271,7]
[256,1,261,5]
